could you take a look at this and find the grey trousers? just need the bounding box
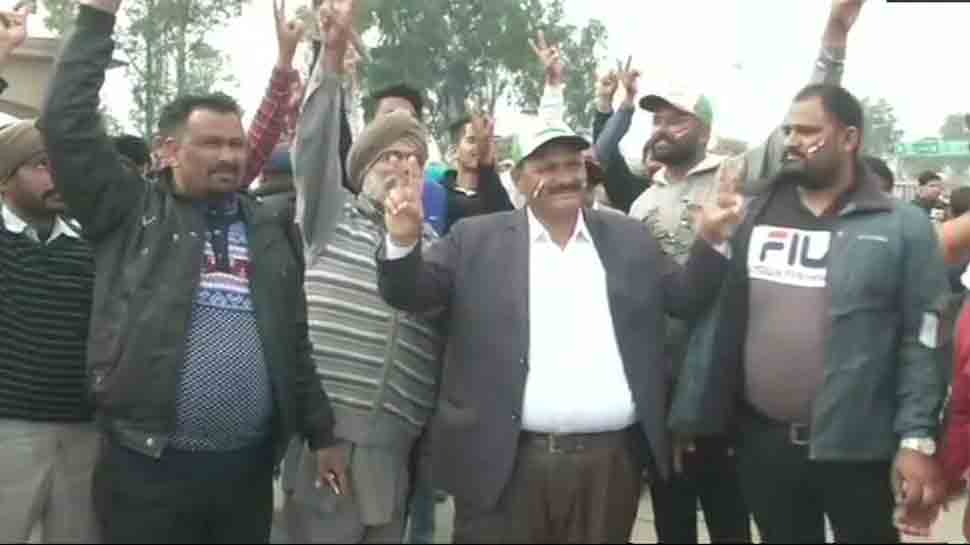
[0,419,100,543]
[282,443,409,544]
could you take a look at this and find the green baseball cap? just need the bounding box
[639,90,714,127]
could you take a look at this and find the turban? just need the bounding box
[347,110,428,191]
[0,119,44,182]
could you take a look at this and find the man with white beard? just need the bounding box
[283,14,441,541]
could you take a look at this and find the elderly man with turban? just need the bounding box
[0,120,98,543]
[281,29,442,544]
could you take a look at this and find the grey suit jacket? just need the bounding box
[377,208,727,510]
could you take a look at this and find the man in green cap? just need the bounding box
[591,1,869,542]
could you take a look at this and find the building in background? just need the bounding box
[0,36,124,121]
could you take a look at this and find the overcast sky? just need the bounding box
[73,1,970,155]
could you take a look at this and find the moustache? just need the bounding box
[532,178,586,199]
[209,163,240,176]
[649,131,673,147]
[784,139,826,162]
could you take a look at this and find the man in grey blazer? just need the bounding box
[376,121,743,543]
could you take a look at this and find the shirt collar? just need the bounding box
[1,202,81,243]
[526,206,591,245]
[653,153,725,187]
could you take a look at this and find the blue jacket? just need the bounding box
[422,176,448,236]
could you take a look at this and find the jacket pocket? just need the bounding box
[831,235,899,315]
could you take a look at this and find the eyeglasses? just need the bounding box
[377,150,411,164]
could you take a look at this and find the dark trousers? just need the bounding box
[404,431,436,544]
[648,436,751,543]
[736,408,899,544]
[92,436,275,544]
[452,428,642,544]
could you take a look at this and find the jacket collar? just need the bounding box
[525,206,591,245]
[755,159,894,218]
[1,201,81,243]
[835,161,894,215]
[653,153,725,187]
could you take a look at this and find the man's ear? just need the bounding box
[700,125,712,148]
[843,126,861,155]
[162,136,181,168]
[513,166,531,193]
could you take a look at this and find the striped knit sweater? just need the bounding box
[305,199,441,447]
[0,215,94,422]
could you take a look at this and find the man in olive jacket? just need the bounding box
[38,1,340,542]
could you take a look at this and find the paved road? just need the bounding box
[268,481,966,543]
[426,490,968,543]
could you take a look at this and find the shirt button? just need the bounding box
[145,437,155,448]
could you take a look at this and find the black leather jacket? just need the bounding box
[39,5,335,461]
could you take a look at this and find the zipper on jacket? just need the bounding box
[370,311,402,419]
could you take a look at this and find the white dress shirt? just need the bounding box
[2,203,81,244]
[520,208,636,433]
[384,208,637,434]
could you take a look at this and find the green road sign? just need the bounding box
[896,138,970,158]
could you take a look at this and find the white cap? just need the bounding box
[517,120,589,166]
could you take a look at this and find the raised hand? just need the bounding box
[385,156,426,247]
[824,0,865,47]
[529,30,564,86]
[274,0,305,69]
[471,112,496,168]
[595,70,618,111]
[319,0,355,49]
[697,156,747,245]
[0,7,27,62]
[616,56,641,107]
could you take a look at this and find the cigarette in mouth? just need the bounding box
[532,179,547,200]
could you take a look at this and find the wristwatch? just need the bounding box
[900,437,937,456]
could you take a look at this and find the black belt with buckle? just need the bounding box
[520,428,631,454]
[788,423,810,446]
[743,404,811,447]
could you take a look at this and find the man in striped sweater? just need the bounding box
[0,120,98,541]
[284,16,442,542]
